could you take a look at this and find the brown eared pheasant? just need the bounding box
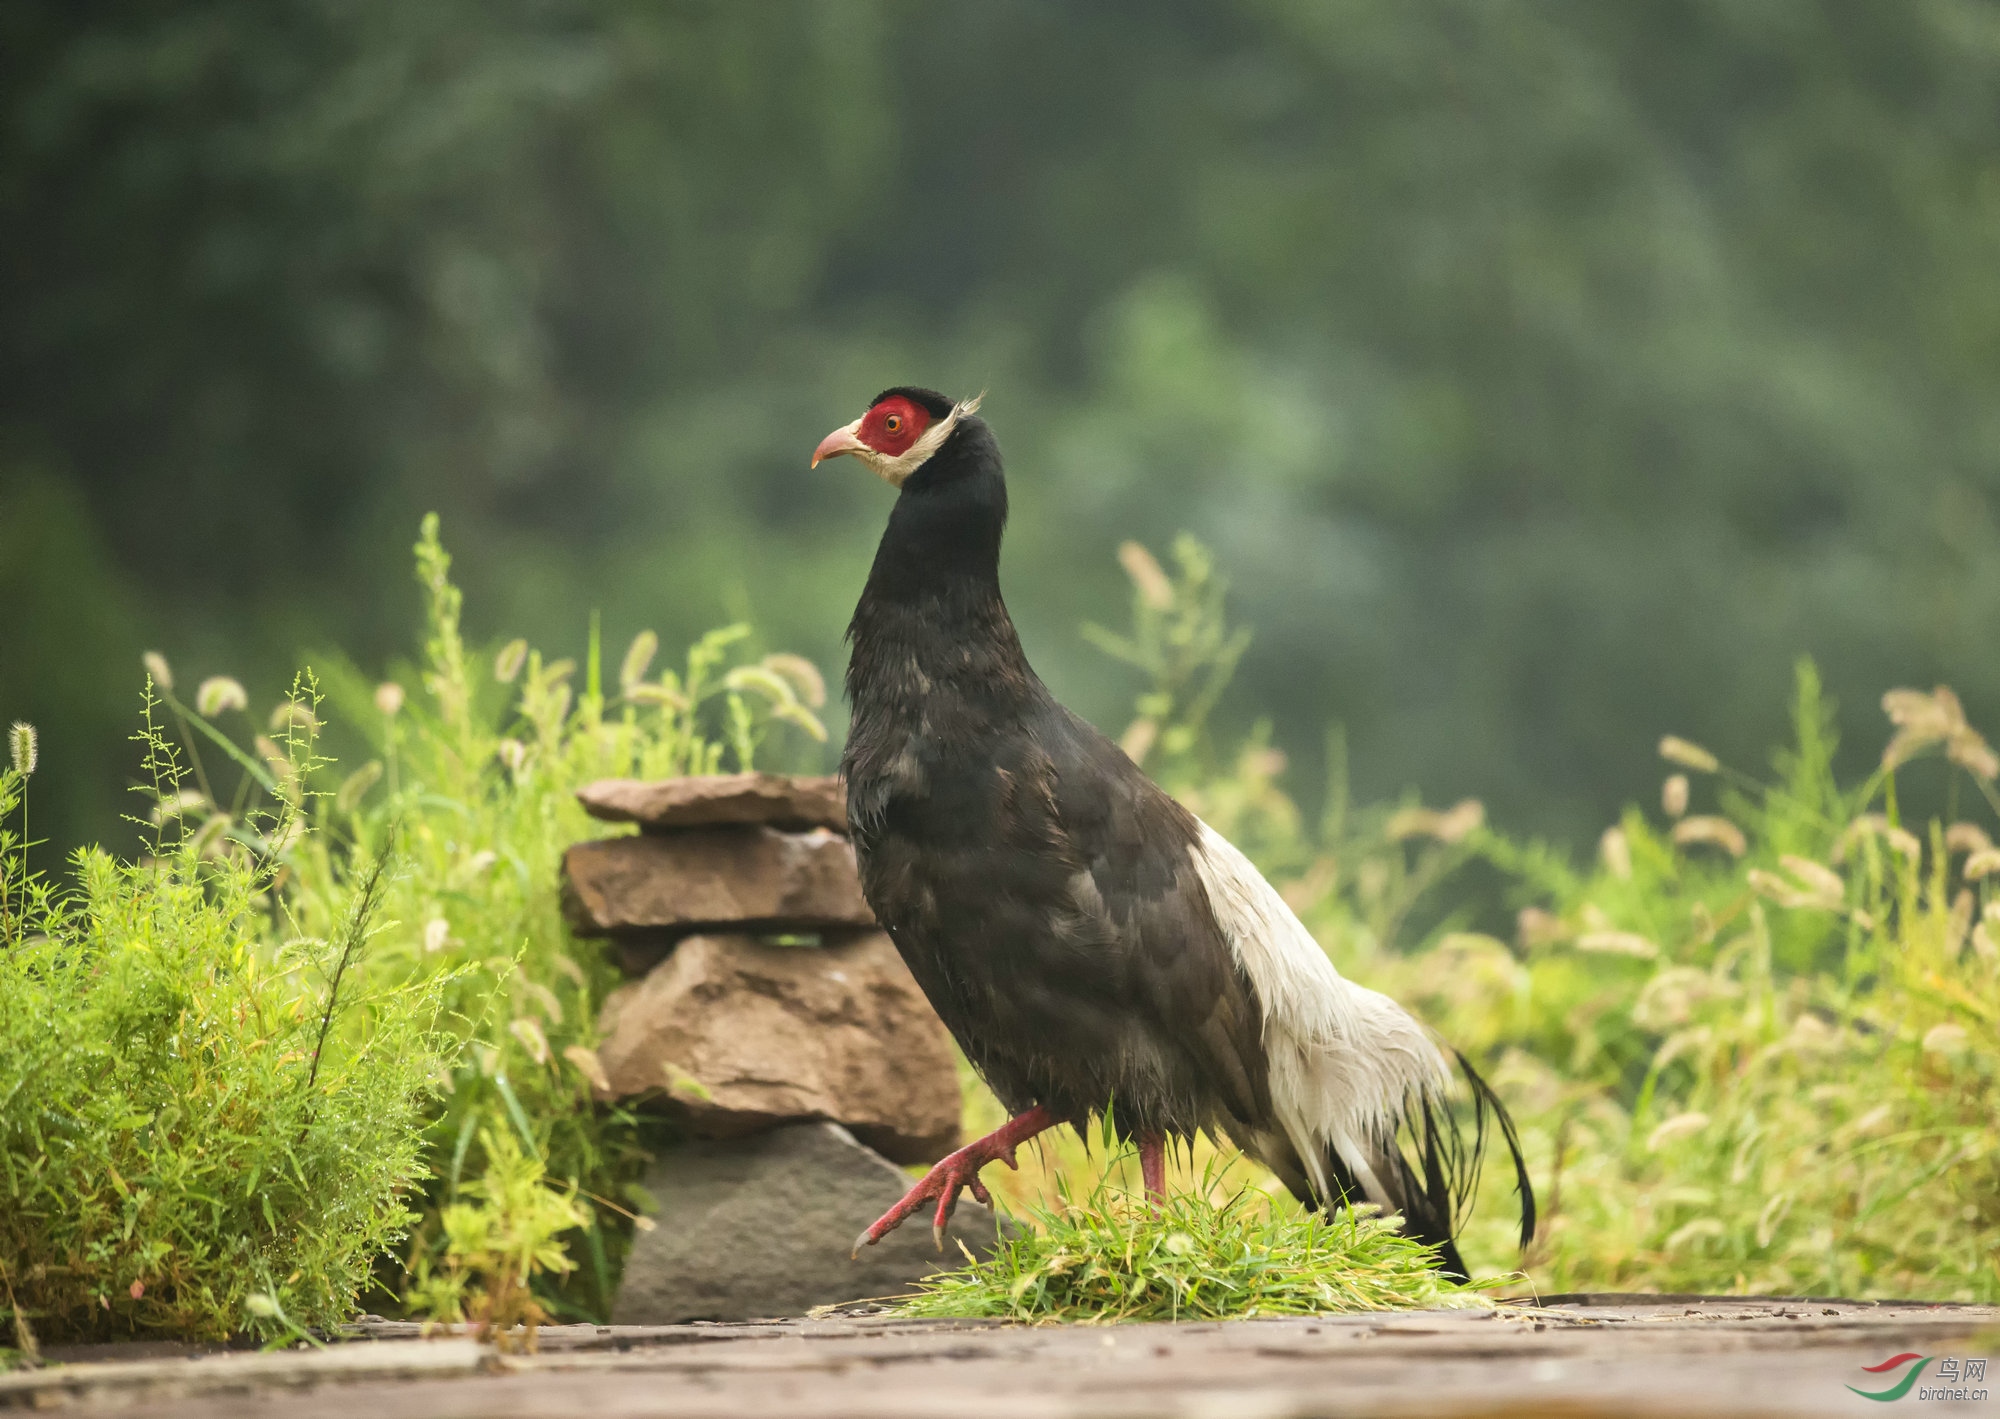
[814,387,1533,1276]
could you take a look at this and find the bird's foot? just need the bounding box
[853,1104,1056,1255]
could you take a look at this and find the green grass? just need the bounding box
[894,1157,1493,1324]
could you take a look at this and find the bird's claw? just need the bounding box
[853,1137,1017,1255]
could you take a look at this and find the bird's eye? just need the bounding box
[884,414,902,434]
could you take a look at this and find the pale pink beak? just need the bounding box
[811,418,867,468]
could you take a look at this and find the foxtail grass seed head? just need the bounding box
[1661,773,1689,818]
[374,681,405,717]
[563,1045,611,1094]
[1575,929,1659,959]
[1434,798,1483,843]
[1658,735,1719,774]
[1599,825,1633,879]
[195,676,248,718]
[1671,814,1747,858]
[1517,905,1568,948]
[494,638,529,684]
[508,1017,550,1066]
[619,631,659,695]
[142,650,174,692]
[1118,540,1176,611]
[761,652,828,709]
[1963,847,2000,880]
[1646,1111,1710,1152]
[1946,822,1994,856]
[8,721,36,776]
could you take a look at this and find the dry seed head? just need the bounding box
[620,631,659,695]
[423,917,451,953]
[564,1044,612,1095]
[1517,906,1568,948]
[1672,815,1747,858]
[1661,774,1689,818]
[508,1017,550,1066]
[7,721,36,777]
[195,676,248,718]
[1948,725,2000,780]
[494,638,529,684]
[625,680,689,711]
[1946,822,1993,856]
[1120,718,1159,766]
[374,681,405,717]
[1117,540,1176,611]
[1749,867,1840,911]
[1574,930,1659,958]
[1434,798,1484,843]
[496,738,529,775]
[1658,735,1719,774]
[761,652,827,709]
[142,651,174,692]
[1599,826,1633,880]
[1779,854,1845,903]
[1645,1111,1710,1151]
[1970,848,2000,881]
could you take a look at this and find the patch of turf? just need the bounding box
[893,1158,1502,1324]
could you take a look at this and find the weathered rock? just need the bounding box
[612,1123,1003,1324]
[562,826,875,937]
[577,773,847,833]
[595,932,961,1163]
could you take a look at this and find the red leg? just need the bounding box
[1139,1130,1167,1207]
[853,1104,1056,1255]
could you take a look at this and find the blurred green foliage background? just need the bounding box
[8,0,2000,863]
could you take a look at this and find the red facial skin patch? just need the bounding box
[858,396,930,456]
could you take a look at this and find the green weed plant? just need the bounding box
[0,700,455,1345]
[403,1126,589,1349]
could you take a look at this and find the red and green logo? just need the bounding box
[1848,1354,1931,1402]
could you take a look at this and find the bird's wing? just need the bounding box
[1026,706,1277,1139]
[1037,705,1531,1261]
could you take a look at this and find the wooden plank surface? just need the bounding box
[5,1298,1995,1418]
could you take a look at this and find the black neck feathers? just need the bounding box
[856,415,1008,607]
[844,414,1041,730]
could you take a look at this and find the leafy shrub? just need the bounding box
[140,514,830,1321]
[0,705,455,1343]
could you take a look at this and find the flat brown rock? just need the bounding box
[594,932,961,1163]
[562,826,875,936]
[577,774,847,833]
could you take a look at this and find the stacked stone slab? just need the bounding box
[562,772,999,1321]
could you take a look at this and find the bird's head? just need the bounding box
[811,387,983,488]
